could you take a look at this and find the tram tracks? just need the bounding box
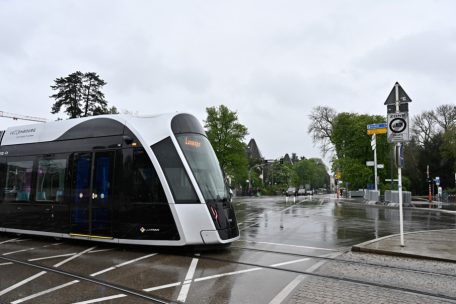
[230,243,456,279]
[1,241,456,303]
[195,245,456,302]
[0,255,174,304]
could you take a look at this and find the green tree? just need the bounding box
[81,72,108,116]
[406,104,456,194]
[204,105,249,186]
[293,158,329,189]
[331,112,391,190]
[50,71,84,118]
[308,106,392,190]
[50,71,112,118]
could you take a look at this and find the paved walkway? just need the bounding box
[352,229,456,262]
[284,229,456,304]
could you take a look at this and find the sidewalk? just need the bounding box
[352,229,456,262]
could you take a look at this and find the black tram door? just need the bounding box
[71,151,114,237]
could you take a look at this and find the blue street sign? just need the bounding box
[367,123,387,130]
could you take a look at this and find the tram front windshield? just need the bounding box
[176,134,228,202]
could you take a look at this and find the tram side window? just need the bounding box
[130,149,167,204]
[4,160,33,202]
[36,158,67,202]
[152,137,200,204]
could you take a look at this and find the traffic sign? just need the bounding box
[366,161,375,166]
[367,123,387,130]
[377,164,384,169]
[367,123,387,135]
[387,112,410,143]
[384,82,412,105]
[367,128,387,135]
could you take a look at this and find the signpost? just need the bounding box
[384,82,411,247]
[367,123,387,135]
[367,123,387,191]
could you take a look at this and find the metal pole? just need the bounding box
[248,168,252,195]
[427,165,432,208]
[373,134,378,191]
[397,143,404,247]
[395,83,405,247]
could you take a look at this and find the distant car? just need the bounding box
[297,188,306,196]
[307,189,314,195]
[286,187,297,196]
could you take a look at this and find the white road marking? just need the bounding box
[244,240,338,251]
[53,246,96,268]
[142,256,313,297]
[28,253,77,262]
[4,239,32,244]
[270,258,310,267]
[268,252,341,304]
[11,280,80,304]
[88,248,114,254]
[0,238,20,244]
[143,282,182,292]
[6,246,119,303]
[268,275,304,304]
[0,271,47,297]
[71,294,127,304]
[2,247,35,256]
[0,262,13,266]
[0,246,95,298]
[177,284,191,302]
[177,258,199,302]
[15,239,31,243]
[194,267,262,282]
[194,257,313,283]
[90,253,157,277]
[43,242,64,248]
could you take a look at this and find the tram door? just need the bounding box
[71,151,114,238]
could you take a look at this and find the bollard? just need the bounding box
[293,196,296,203]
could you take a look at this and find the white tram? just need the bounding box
[0,113,239,246]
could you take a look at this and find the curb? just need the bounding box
[352,229,456,263]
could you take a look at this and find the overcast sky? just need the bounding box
[1,0,455,164]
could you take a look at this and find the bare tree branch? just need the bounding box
[412,110,436,146]
[307,106,337,156]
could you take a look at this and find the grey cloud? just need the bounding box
[356,30,456,79]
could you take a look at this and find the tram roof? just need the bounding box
[1,113,191,146]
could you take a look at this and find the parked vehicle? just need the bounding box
[285,187,297,196]
[297,188,306,196]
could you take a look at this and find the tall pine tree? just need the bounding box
[50,71,113,118]
[50,71,84,118]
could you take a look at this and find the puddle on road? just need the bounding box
[234,196,456,248]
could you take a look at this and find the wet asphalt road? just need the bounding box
[1,195,456,304]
